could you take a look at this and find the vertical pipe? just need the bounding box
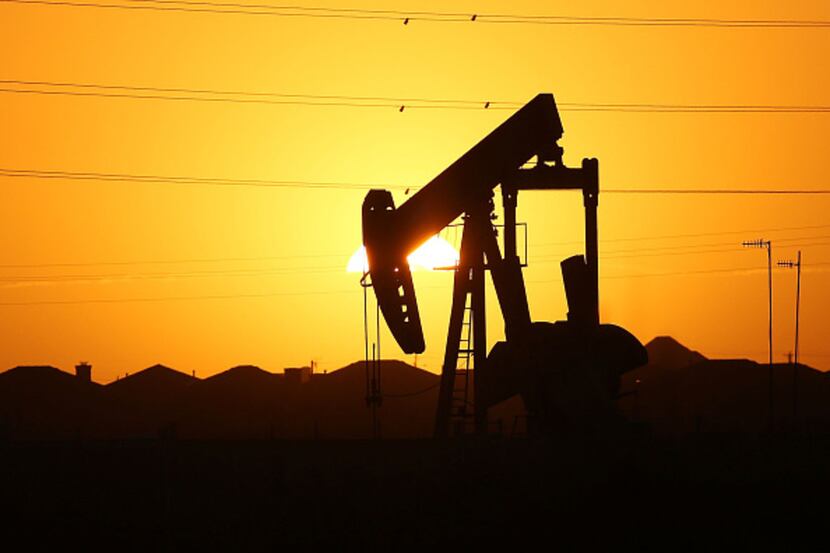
[372,343,377,439]
[794,250,802,423]
[795,250,801,368]
[376,300,381,398]
[582,158,600,327]
[364,281,370,404]
[464,204,489,435]
[472,242,488,435]
[767,242,774,432]
[502,186,517,260]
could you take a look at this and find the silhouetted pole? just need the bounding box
[778,251,802,422]
[795,251,801,367]
[363,272,370,407]
[361,270,383,439]
[371,343,379,439]
[583,158,600,327]
[743,238,773,432]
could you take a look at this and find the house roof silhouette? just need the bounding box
[202,364,277,387]
[0,364,102,391]
[106,363,198,406]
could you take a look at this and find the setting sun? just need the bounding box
[346,235,459,273]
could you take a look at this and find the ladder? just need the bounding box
[449,302,475,434]
[434,210,489,438]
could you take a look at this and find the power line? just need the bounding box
[0,287,357,306]
[2,79,830,113]
[0,168,396,190]
[383,382,440,398]
[0,86,454,110]
[529,260,830,282]
[603,188,830,194]
[706,351,830,359]
[4,238,828,281]
[601,261,830,280]
[531,223,830,247]
[4,0,830,28]
[604,234,830,254]
[599,241,830,261]
[0,282,450,305]
[5,259,830,306]
[0,252,345,269]
[0,264,346,284]
[0,78,516,107]
[3,168,830,195]
[119,1,830,28]
[540,242,830,263]
[4,225,829,272]
[534,234,830,258]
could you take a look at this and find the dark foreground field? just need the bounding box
[1,433,829,551]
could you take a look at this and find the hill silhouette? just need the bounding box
[619,339,830,435]
[644,336,707,369]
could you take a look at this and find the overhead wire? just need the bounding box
[533,242,830,264]
[0,264,347,284]
[599,261,830,280]
[2,79,829,113]
[531,223,830,247]
[0,287,358,306]
[5,259,830,306]
[2,240,827,283]
[533,234,830,258]
[598,241,830,261]
[0,78,517,107]
[383,382,440,398]
[3,168,830,195]
[1,224,828,272]
[3,0,830,28]
[0,251,346,269]
[0,167,398,190]
[526,260,830,283]
[0,86,460,110]
[602,188,830,194]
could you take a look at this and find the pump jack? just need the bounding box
[362,94,647,438]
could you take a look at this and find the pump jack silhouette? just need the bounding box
[362,94,647,438]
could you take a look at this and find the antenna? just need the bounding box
[742,238,773,432]
[778,250,802,422]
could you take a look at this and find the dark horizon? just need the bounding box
[3,336,828,442]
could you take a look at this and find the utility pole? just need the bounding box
[743,238,773,432]
[778,251,802,423]
[361,271,383,440]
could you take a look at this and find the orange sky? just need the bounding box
[1,0,829,382]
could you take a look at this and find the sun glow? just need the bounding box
[346,236,460,273]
